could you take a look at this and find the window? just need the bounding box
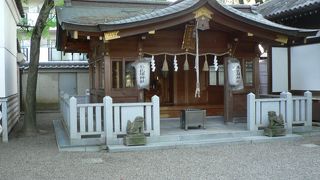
[125,61,135,88]
[245,61,253,85]
[112,61,123,88]
[218,65,224,85]
[209,66,217,85]
[209,65,224,86]
[92,64,96,89]
[100,61,105,89]
[112,59,136,89]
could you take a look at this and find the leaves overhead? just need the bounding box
[18,0,64,40]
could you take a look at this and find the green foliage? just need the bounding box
[17,17,32,40]
[42,14,57,37]
[54,0,64,6]
[18,0,60,39]
[18,12,57,40]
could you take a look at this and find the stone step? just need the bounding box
[107,130,263,145]
[107,134,303,153]
[149,131,262,143]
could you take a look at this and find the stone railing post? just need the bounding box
[69,97,77,139]
[152,95,160,136]
[305,91,312,128]
[247,93,256,131]
[281,92,293,133]
[104,96,113,145]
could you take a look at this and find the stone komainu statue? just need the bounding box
[124,116,146,146]
[268,111,284,128]
[126,116,144,135]
[264,111,286,137]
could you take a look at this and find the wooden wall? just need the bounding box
[89,24,259,118]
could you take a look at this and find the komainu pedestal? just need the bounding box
[123,116,146,146]
[264,111,286,137]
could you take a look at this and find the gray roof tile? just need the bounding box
[257,0,320,18]
[220,2,316,33]
[106,0,198,25]
[20,61,89,70]
[56,0,318,36]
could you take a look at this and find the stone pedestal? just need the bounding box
[123,134,146,146]
[264,127,286,137]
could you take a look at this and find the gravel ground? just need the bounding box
[1,112,320,180]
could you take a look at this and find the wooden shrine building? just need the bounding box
[55,0,318,122]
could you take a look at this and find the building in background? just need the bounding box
[18,0,90,112]
[20,61,89,111]
[257,0,320,29]
[18,1,88,62]
[257,0,320,122]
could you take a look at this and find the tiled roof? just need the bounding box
[56,0,319,36]
[56,0,168,27]
[20,61,89,70]
[219,2,315,32]
[257,0,320,19]
[106,0,198,25]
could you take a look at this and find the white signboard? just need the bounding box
[132,59,150,90]
[291,43,320,90]
[272,47,288,92]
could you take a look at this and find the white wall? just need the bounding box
[272,47,288,92]
[21,71,89,110]
[77,72,90,95]
[291,43,320,91]
[0,0,20,97]
[0,49,6,97]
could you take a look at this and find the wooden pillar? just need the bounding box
[224,56,233,123]
[254,57,260,95]
[104,55,111,96]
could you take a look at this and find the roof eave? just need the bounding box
[208,0,318,37]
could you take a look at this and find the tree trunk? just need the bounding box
[23,0,54,135]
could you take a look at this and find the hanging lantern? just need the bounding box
[132,58,150,90]
[184,54,189,71]
[202,55,209,71]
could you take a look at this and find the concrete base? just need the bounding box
[264,127,286,137]
[53,120,105,152]
[53,118,318,153]
[123,134,146,146]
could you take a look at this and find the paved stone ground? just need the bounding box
[1,112,320,180]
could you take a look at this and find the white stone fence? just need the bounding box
[59,92,160,145]
[247,91,312,132]
[0,94,20,142]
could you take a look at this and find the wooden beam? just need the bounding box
[224,56,233,123]
[64,41,90,53]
